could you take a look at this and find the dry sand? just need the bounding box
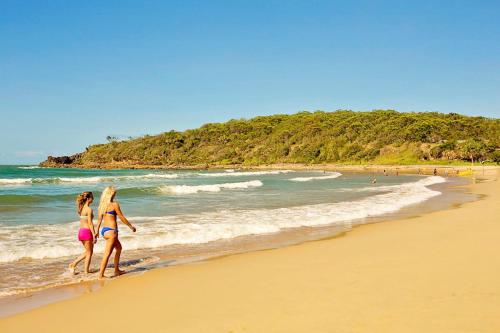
[1,169,499,333]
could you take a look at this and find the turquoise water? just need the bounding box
[0,165,470,297]
[0,165,429,227]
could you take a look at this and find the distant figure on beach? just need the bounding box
[371,177,377,184]
[96,186,136,279]
[433,168,438,176]
[69,192,96,274]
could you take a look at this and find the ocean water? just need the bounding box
[0,165,474,297]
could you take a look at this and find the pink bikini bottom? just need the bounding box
[78,228,93,241]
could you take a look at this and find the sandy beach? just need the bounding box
[0,168,499,332]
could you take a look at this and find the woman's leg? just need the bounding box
[113,239,125,276]
[83,240,93,274]
[69,241,87,272]
[99,235,116,279]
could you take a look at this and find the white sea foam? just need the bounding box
[18,166,41,169]
[55,176,107,183]
[159,180,263,194]
[0,173,178,185]
[0,176,446,263]
[289,172,342,182]
[139,174,179,179]
[0,178,33,184]
[56,173,178,183]
[338,176,446,193]
[198,170,294,177]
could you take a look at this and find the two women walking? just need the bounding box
[69,186,136,279]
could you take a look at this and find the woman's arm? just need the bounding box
[115,202,136,232]
[96,212,103,239]
[86,208,96,238]
[87,207,95,237]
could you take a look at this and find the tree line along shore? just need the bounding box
[41,110,500,169]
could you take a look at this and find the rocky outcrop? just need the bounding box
[40,154,82,167]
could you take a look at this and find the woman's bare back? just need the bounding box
[79,206,93,229]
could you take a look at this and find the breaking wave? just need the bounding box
[0,173,178,185]
[18,166,41,170]
[289,172,342,182]
[198,170,294,177]
[159,180,263,194]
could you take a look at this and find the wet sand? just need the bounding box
[0,167,498,332]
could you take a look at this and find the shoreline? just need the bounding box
[0,168,498,331]
[38,161,495,175]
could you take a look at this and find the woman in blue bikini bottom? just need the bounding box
[97,186,136,279]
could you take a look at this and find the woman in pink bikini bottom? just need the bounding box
[69,191,96,274]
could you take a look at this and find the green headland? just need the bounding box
[41,110,500,168]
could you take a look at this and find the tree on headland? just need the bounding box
[492,150,500,164]
[460,139,487,165]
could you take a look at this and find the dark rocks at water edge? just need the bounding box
[40,154,82,167]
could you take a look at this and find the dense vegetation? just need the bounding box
[43,110,500,167]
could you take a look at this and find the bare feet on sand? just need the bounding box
[114,269,126,277]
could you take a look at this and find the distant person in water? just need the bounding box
[69,191,96,274]
[96,186,136,279]
[433,168,438,176]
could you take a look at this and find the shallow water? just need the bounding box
[0,165,475,298]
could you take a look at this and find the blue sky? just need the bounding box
[1,0,499,164]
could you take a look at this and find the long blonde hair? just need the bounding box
[98,186,117,216]
[76,191,93,214]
